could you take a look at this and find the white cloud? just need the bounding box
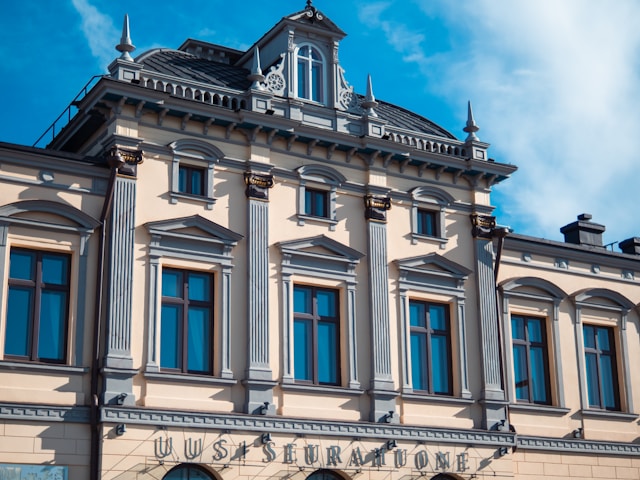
[362,0,640,243]
[71,0,120,69]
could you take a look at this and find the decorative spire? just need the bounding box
[306,0,313,8]
[463,100,480,142]
[247,46,265,90]
[116,14,136,61]
[361,74,378,117]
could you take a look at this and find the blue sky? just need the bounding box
[1,0,639,246]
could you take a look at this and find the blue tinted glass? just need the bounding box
[298,59,307,97]
[417,210,435,236]
[178,166,188,193]
[294,287,312,314]
[5,287,32,356]
[409,302,425,327]
[530,346,548,403]
[600,355,617,409]
[188,273,210,302]
[42,254,69,285]
[410,332,426,390]
[161,304,181,369]
[430,305,447,331]
[190,169,204,195]
[165,466,213,480]
[9,251,34,280]
[311,64,322,102]
[38,290,67,360]
[162,270,182,298]
[511,316,525,340]
[583,325,595,348]
[597,327,611,352]
[431,334,450,394]
[187,306,210,373]
[528,318,543,343]
[585,352,600,407]
[513,344,528,401]
[294,319,312,381]
[310,47,321,61]
[318,321,337,384]
[316,290,336,317]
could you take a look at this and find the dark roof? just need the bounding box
[139,49,456,140]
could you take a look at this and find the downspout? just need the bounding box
[90,149,124,480]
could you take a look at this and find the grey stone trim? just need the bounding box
[296,165,345,231]
[517,435,640,456]
[144,372,237,386]
[396,254,472,398]
[280,383,364,396]
[508,403,570,415]
[580,409,639,421]
[409,187,453,249]
[0,403,90,423]
[0,361,88,375]
[401,393,474,406]
[145,215,242,379]
[101,406,517,447]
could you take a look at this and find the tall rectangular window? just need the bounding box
[304,188,328,218]
[178,165,205,196]
[161,268,213,374]
[416,209,437,237]
[5,248,70,363]
[511,315,551,404]
[293,285,340,385]
[583,324,620,410]
[409,300,452,395]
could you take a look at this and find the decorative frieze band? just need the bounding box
[0,403,90,423]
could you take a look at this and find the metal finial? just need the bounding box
[361,74,378,117]
[463,100,480,141]
[116,14,136,61]
[306,0,313,8]
[247,46,265,90]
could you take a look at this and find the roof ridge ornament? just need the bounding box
[361,74,378,117]
[116,14,136,61]
[463,100,480,142]
[304,0,323,21]
[247,46,265,90]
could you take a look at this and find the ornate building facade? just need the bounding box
[0,3,638,479]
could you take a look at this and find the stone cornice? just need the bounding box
[0,403,90,423]
[517,435,640,456]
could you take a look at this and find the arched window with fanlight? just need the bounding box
[307,469,345,480]
[163,464,216,479]
[296,44,325,103]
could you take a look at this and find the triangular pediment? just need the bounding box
[284,6,346,37]
[145,215,243,245]
[278,235,363,262]
[396,253,471,279]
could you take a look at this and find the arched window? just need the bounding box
[307,470,344,480]
[163,464,215,479]
[297,44,324,102]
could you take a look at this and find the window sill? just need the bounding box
[0,360,88,375]
[297,214,338,231]
[402,392,474,405]
[509,403,571,415]
[144,371,237,386]
[580,409,639,421]
[280,382,364,396]
[169,191,216,210]
[411,233,448,249]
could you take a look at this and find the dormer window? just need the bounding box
[297,44,325,103]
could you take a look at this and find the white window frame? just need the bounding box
[144,215,242,383]
[295,43,327,104]
[409,187,454,248]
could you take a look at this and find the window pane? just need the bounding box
[188,273,210,302]
[41,254,69,285]
[187,306,210,373]
[409,302,425,327]
[417,210,436,236]
[513,344,529,401]
[597,327,611,352]
[161,304,182,369]
[530,346,548,403]
[294,286,312,314]
[583,325,595,348]
[178,166,188,193]
[5,287,33,357]
[162,270,182,298]
[527,318,543,343]
[585,352,600,407]
[38,290,67,361]
[430,305,447,331]
[600,354,617,410]
[9,250,34,280]
[318,321,338,384]
[410,332,426,391]
[297,59,307,98]
[311,63,322,102]
[511,316,525,340]
[294,319,312,381]
[190,169,204,196]
[316,290,336,317]
[431,334,450,394]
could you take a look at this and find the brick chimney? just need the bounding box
[560,214,605,248]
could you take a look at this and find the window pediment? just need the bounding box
[0,200,99,231]
[278,235,363,277]
[297,165,346,185]
[396,253,471,293]
[500,277,567,302]
[573,288,634,311]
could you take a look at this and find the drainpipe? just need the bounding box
[90,148,124,480]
